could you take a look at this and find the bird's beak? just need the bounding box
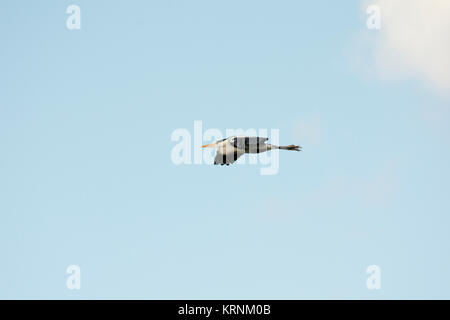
[202,143,214,148]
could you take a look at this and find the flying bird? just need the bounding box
[202,136,301,166]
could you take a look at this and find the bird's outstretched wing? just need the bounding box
[232,137,268,150]
[214,149,244,166]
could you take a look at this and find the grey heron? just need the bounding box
[202,136,301,166]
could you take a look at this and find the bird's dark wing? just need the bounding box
[214,149,244,166]
[232,137,268,150]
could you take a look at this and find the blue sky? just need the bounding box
[1,0,450,299]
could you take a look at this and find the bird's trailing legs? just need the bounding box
[274,144,302,151]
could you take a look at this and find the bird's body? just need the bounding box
[202,136,301,166]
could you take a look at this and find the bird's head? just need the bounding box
[201,141,218,148]
[202,138,227,148]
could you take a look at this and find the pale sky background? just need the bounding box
[1,0,450,299]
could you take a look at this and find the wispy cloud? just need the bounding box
[358,0,450,95]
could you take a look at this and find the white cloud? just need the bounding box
[360,0,450,94]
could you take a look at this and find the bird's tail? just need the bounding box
[275,145,302,151]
